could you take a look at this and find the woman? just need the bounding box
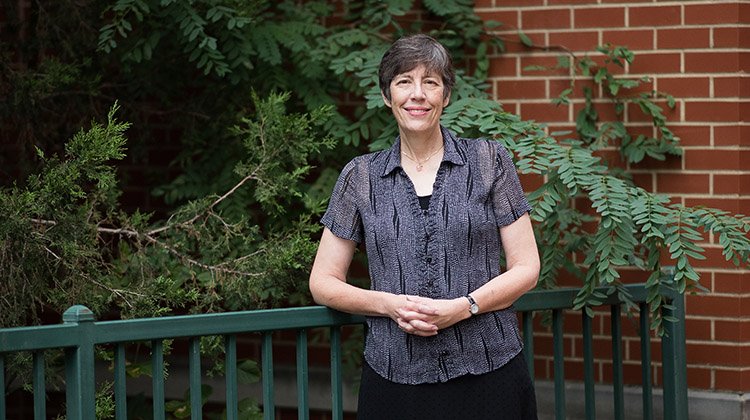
[309,34,539,419]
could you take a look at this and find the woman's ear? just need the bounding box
[382,92,392,108]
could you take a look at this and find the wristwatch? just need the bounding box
[466,295,479,316]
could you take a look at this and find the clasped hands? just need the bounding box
[392,295,469,337]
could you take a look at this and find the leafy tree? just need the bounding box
[2,0,749,334]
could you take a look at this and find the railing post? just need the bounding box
[662,294,688,420]
[62,305,97,420]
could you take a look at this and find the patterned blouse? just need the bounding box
[321,127,532,384]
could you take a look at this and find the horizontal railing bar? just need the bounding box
[0,324,80,352]
[514,283,678,312]
[0,283,676,353]
[94,308,364,344]
[1,308,364,352]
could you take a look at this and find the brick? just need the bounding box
[685,52,743,74]
[629,6,681,27]
[574,7,625,28]
[601,29,654,51]
[656,173,710,194]
[616,77,655,96]
[549,0,598,4]
[684,197,744,215]
[628,52,681,75]
[496,79,546,100]
[657,28,711,50]
[691,246,744,270]
[520,102,570,122]
[477,10,519,29]
[685,3,741,25]
[572,101,620,122]
[714,368,750,392]
[714,76,745,99]
[713,272,750,294]
[658,76,710,99]
[550,79,597,100]
[686,294,743,317]
[714,125,750,147]
[474,0,494,7]
[715,320,750,342]
[687,366,713,389]
[495,0,544,5]
[519,173,545,191]
[627,99,681,124]
[521,8,572,30]
[714,27,750,49]
[548,30,599,52]
[593,149,627,170]
[685,101,744,123]
[632,152,683,171]
[670,125,710,147]
[684,317,712,341]
[631,172,654,191]
[685,148,741,170]
[688,343,744,366]
[502,31,547,53]
[489,56,518,77]
[520,55,571,77]
[714,174,746,195]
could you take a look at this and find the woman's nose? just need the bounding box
[411,82,426,100]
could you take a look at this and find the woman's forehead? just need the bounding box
[394,64,440,78]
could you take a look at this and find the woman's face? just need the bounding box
[383,65,450,137]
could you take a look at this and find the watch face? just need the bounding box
[470,303,479,314]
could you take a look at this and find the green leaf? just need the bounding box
[518,30,534,47]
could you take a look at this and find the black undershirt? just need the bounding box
[418,195,431,210]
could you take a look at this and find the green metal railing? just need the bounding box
[0,283,687,420]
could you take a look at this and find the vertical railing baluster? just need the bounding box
[261,332,274,420]
[225,335,238,420]
[582,311,595,420]
[114,343,127,420]
[639,303,653,420]
[152,340,165,420]
[33,351,45,420]
[552,309,565,420]
[297,329,309,420]
[611,305,624,420]
[330,327,344,420]
[189,338,202,419]
[662,295,688,420]
[522,311,535,379]
[0,355,5,420]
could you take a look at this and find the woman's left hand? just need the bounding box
[396,295,469,334]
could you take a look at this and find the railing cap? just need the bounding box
[63,305,95,323]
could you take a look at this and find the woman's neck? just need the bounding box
[399,126,443,159]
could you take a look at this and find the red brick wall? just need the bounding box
[477,0,749,392]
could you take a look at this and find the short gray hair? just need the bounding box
[378,34,455,102]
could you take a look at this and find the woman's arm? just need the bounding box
[309,228,439,335]
[470,212,540,313]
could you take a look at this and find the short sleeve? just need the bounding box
[320,161,364,244]
[491,143,532,227]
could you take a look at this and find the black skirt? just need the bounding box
[356,352,537,420]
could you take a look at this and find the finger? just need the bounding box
[408,319,438,332]
[396,309,433,322]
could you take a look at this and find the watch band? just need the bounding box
[466,295,479,315]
